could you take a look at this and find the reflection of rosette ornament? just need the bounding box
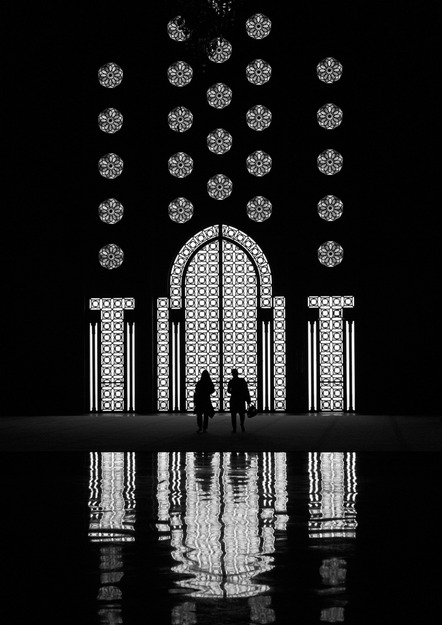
[98,153,124,179]
[207,128,232,155]
[167,60,193,87]
[317,149,343,175]
[98,107,123,134]
[246,196,272,222]
[246,150,272,177]
[207,174,233,200]
[318,241,344,268]
[246,13,272,39]
[246,104,272,131]
[99,244,124,270]
[98,62,123,88]
[168,106,193,132]
[207,36,232,63]
[206,82,232,109]
[317,195,343,222]
[317,103,343,130]
[167,15,190,41]
[316,57,343,84]
[98,198,124,225]
[246,59,272,85]
[168,197,194,223]
[168,152,193,178]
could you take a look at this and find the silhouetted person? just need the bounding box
[194,370,215,433]
[227,368,251,433]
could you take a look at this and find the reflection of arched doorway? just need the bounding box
[157,225,286,412]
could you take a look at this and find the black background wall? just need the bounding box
[4,1,441,416]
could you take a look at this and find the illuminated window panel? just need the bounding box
[308,296,354,411]
[185,240,221,411]
[157,298,170,411]
[308,452,357,539]
[155,452,288,599]
[89,297,135,412]
[273,297,286,411]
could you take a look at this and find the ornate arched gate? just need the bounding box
[157,225,286,412]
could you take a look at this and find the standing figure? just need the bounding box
[194,370,215,433]
[227,368,251,433]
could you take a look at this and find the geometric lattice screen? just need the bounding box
[308,296,355,411]
[157,225,286,412]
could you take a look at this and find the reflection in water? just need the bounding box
[309,453,358,623]
[156,452,288,622]
[88,452,136,624]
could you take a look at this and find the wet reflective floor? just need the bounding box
[2,452,441,624]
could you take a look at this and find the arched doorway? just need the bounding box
[157,225,286,412]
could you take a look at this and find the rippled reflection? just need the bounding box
[309,453,358,623]
[156,452,288,605]
[88,452,136,624]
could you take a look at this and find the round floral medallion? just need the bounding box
[318,241,344,267]
[167,60,193,87]
[98,198,124,224]
[317,195,343,222]
[246,13,272,39]
[246,150,272,177]
[99,243,124,270]
[168,197,194,223]
[246,59,272,85]
[207,128,233,155]
[168,152,193,178]
[168,106,193,132]
[207,174,233,200]
[317,149,343,175]
[98,108,123,134]
[206,82,232,109]
[246,196,272,222]
[98,62,123,88]
[98,153,124,179]
[316,57,343,84]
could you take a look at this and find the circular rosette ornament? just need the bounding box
[98,153,124,179]
[168,197,194,223]
[316,57,343,84]
[246,59,272,85]
[246,196,272,222]
[207,128,232,155]
[318,241,344,268]
[317,103,343,130]
[168,152,193,178]
[317,195,343,222]
[168,106,193,132]
[246,150,272,177]
[99,243,124,270]
[167,60,193,87]
[207,37,232,63]
[246,104,272,131]
[206,82,232,109]
[98,107,123,134]
[98,62,123,88]
[167,15,190,41]
[317,149,343,175]
[98,198,124,224]
[246,13,272,39]
[207,174,233,200]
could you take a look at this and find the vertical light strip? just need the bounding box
[313,321,318,411]
[351,321,355,411]
[267,322,271,410]
[308,322,312,411]
[131,323,135,412]
[177,322,180,411]
[126,322,131,411]
[262,321,266,410]
[157,298,170,411]
[345,320,350,411]
[273,296,286,411]
[89,323,94,411]
[171,322,176,410]
[94,323,98,411]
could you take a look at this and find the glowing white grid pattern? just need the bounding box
[157,297,170,411]
[273,296,286,410]
[308,295,354,411]
[89,297,135,411]
[185,241,221,410]
[222,240,258,410]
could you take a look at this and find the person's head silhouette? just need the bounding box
[231,368,239,378]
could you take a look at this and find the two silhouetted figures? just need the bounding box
[194,368,251,434]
